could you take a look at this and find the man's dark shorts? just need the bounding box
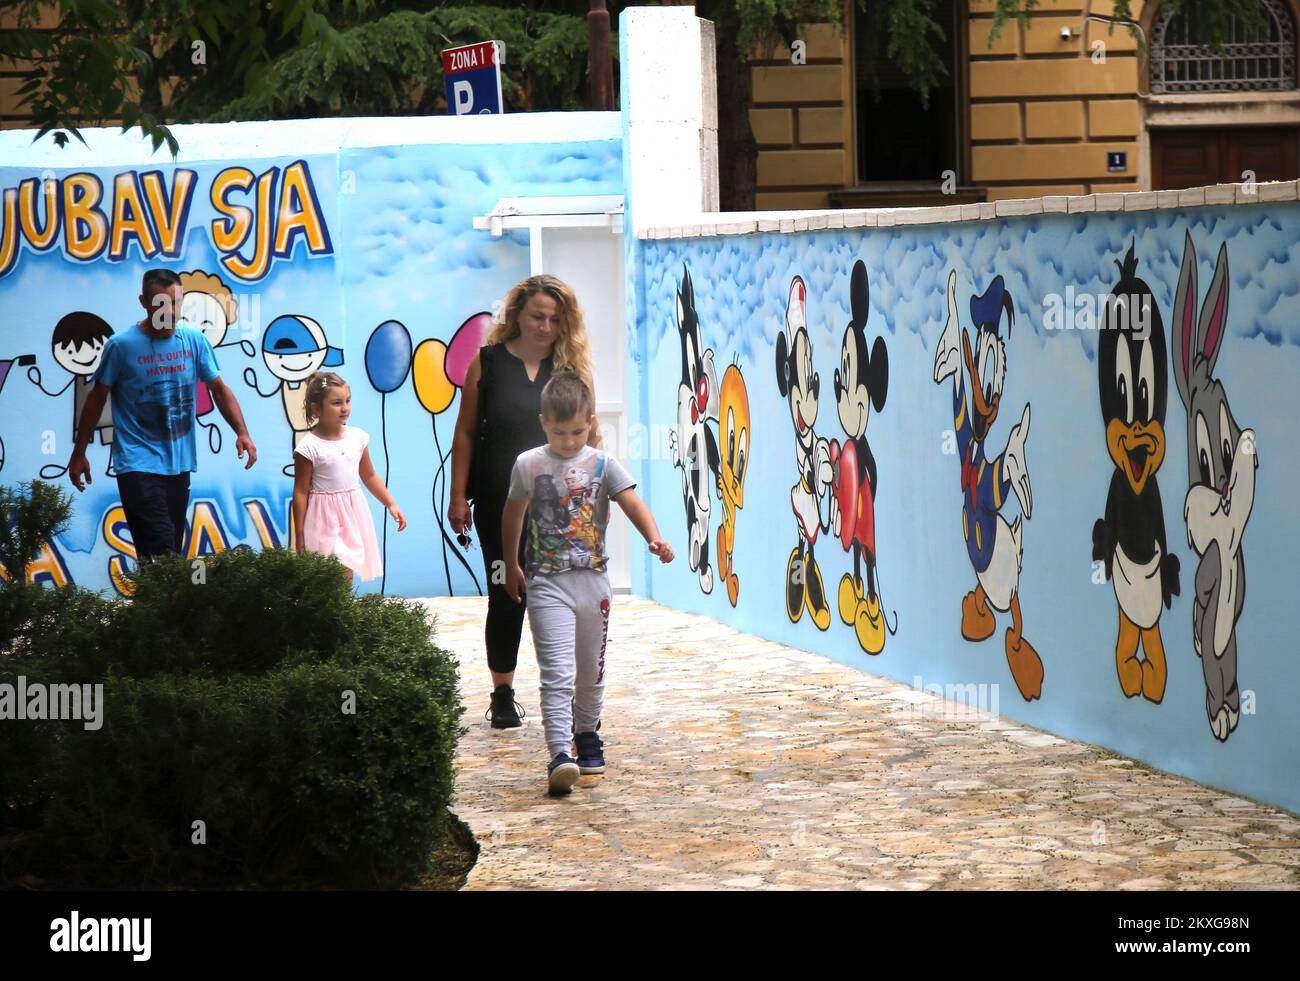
[117,472,190,561]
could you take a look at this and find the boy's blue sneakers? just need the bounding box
[574,731,605,774]
[547,753,580,795]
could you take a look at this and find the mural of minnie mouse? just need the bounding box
[777,275,834,631]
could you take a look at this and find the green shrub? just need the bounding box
[34,658,457,889]
[111,548,357,677]
[0,482,111,837]
[0,542,462,889]
[0,480,71,586]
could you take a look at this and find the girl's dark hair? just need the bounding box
[540,369,593,421]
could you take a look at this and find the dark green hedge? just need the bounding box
[0,548,462,890]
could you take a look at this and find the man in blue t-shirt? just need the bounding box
[67,269,259,560]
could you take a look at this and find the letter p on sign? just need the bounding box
[453,80,474,115]
[443,41,504,116]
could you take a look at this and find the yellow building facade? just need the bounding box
[753,0,1300,209]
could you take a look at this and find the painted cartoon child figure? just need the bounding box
[28,311,115,478]
[180,270,256,454]
[244,314,344,476]
[933,269,1041,700]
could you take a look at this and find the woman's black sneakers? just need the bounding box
[486,684,525,729]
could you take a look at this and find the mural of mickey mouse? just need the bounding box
[1093,241,1179,704]
[777,275,833,631]
[830,259,893,654]
[933,269,1041,700]
[668,265,721,594]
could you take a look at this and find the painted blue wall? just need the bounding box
[633,206,1300,814]
[0,117,622,598]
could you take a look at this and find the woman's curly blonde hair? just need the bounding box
[486,275,592,378]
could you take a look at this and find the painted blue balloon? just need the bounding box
[365,320,413,393]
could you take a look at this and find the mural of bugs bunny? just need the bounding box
[1170,231,1258,743]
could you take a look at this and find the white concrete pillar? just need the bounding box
[621,5,719,231]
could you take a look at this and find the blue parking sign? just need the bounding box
[442,41,504,116]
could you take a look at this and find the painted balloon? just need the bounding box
[365,320,412,394]
[413,338,453,415]
[446,311,492,388]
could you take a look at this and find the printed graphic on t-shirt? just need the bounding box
[530,458,604,574]
[508,446,635,578]
[137,377,195,442]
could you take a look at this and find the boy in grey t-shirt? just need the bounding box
[504,371,674,795]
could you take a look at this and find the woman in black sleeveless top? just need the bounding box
[450,275,599,728]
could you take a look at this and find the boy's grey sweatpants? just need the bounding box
[525,569,612,757]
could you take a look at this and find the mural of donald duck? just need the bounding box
[933,269,1042,701]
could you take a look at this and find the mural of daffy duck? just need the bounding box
[1092,241,1180,703]
[933,270,1041,700]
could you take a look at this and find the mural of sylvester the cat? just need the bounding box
[668,265,720,594]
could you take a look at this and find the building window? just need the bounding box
[854,0,961,181]
[1150,0,1296,93]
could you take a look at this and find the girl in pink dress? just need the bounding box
[292,372,406,583]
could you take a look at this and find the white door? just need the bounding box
[536,225,630,591]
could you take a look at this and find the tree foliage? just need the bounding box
[0,0,1269,169]
[0,0,598,153]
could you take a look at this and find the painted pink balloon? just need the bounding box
[446,312,492,388]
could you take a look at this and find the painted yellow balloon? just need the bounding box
[413,338,453,414]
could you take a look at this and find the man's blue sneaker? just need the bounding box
[547,753,580,795]
[574,731,605,775]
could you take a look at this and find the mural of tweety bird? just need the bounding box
[716,363,750,606]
